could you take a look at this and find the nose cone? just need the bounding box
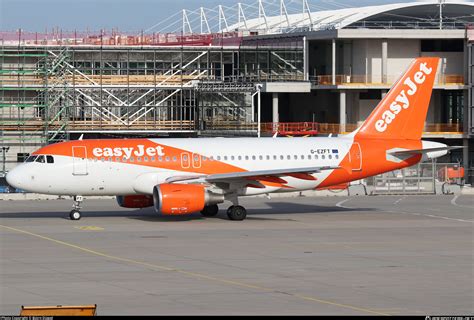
[6,166,24,189]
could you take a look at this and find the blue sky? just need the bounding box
[0,0,413,32]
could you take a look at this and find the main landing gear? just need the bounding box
[200,203,247,221]
[69,195,83,220]
[226,205,247,221]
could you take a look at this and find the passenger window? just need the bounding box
[238,156,242,160]
[202,156,207,162]
[294,155,298,160]
[252,156,256,160]
[158,156,163,162]
[259,155,263,160]
[307,155,312,160]
[151,157,156,162]
[280,155,284,160]
[230,156,234,161]
[315,155,319,160]
[144,156,149,162]
[322,155,325,160]
[245,156,249,160]
[273,155,277,160]
[266,155,270,160]
[46,155,54,163]
[122,157,127,162]
[137,157,142,162]
[172,156,177,162]
[335,155,339,159]
[328,155,332,159]
[217,156,221,161]
[165,156,170,162]
[224,156,228,161]
[287,155,291,160]
[130,157,135,162]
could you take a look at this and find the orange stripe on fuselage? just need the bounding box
[33,139,246,175]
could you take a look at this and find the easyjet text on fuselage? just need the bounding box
[92,145,165,158]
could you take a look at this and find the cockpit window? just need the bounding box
[25,155,37,162]
[46,155,54,163]
[35,155,45,163]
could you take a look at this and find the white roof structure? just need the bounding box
[148,0,474,35]
[223,1,474,34]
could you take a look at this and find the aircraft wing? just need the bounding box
[165,166,339,184]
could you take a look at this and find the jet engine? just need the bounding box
[116,195,154,208]
[153,183,224,215]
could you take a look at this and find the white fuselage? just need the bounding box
[7,137,353,196]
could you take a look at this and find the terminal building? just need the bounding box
[1,0,474,183]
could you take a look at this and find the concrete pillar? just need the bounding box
[303,36,309,81]
[464,39,468,85]
[463,88,470,183]
[257,85,262,138]
[340,90,346,133]
[463,41,470,182]
[332,38,336,85]
[272,92,279,124]
[382,39,388,84]
[463,138,469,184]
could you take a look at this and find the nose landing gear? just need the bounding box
[69,195,83,220]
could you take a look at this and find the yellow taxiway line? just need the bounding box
[0,224,390,316]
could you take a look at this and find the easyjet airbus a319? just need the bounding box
[6,57,455,220]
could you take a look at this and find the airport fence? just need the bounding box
[370,161,465,195]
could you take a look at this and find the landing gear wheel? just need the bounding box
[227,205,247,221]
[201,204,219,217]
[69,210,81,221]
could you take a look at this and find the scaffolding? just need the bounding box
[0,47,50,148]
[0,40,305,171]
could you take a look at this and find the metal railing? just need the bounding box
[1,121,463,135]
[0,30,242,47]
[310,74,465,86]
[260,122,318,135]
[345,20,468,30]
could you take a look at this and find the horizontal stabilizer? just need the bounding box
[388,146,464,156]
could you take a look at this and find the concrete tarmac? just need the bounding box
[0,195,473,315]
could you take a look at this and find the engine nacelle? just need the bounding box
[153,183,224,215]
[116,195,154,208]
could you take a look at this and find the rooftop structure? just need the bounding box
[224,1,474,33]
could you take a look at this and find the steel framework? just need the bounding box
[1,42,304,147]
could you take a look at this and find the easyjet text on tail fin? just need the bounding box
[355,57,440,140]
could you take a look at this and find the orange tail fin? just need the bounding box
[355,57,440,140]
